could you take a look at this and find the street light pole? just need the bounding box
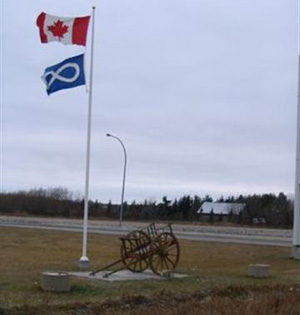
[106,133,127,227]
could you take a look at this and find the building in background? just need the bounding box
[197,202,246,223]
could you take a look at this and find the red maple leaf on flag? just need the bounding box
[48,20,69,40]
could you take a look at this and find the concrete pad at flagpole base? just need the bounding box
[79,256,90,270]
[292,245,300,259]
[70,269,188,282]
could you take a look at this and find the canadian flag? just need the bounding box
[36,12,90,46]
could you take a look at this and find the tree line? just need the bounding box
[0,188,294,228]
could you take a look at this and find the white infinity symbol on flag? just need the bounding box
[43,63,80,89]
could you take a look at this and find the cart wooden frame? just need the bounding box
[90,223,180,277]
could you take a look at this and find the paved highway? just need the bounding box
[0,216,293,247]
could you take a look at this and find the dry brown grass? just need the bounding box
[5,286,300,314]
[0,226,299,314]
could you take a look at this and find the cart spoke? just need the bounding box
[165,255,175,267]
[151,255,159,264]
[156,257,162,271]
[163,257,170,270]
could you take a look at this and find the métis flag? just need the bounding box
[41,54,86,95]
[36,12,90,46]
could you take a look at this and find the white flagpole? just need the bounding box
[293,54,300,260]
[293,1,300,260]
[80,6,96,269]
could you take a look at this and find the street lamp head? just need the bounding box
[105,131,127,228]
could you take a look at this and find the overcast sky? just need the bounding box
[1,0,298,203]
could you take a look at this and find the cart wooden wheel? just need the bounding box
[149,232,180,275]
[120,230,151,272]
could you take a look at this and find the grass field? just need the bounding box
[0,226,299,314]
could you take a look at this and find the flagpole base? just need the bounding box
[292,245,300,260]
[79,256,90,270]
